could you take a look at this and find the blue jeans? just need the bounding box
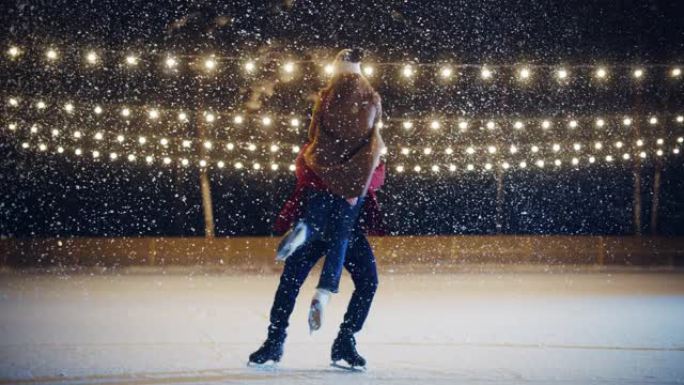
[298,189,365,293]
[267,224,379,341]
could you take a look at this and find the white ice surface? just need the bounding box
[1,267,683,384]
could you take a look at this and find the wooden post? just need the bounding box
[195,78,215,239]
[495,168,504,233]
[650,161,662,235]
[632,124,642,235]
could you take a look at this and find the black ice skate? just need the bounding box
[276,221,310,261]
[331,332,366,370]
[248,337,284,366]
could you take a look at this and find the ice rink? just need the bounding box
[1,266,683,385]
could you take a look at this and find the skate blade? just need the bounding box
[275,223,308,261]
[247,361,280,371]
[331,361,366,372]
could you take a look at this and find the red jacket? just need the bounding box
[274,144,386,235]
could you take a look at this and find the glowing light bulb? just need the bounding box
[121,107,131,117]
[554,159,562,166]
[440,66,452,79]
[557,68,568,79]
[247,143,257,152]
[467,164,474,171]
[117,134,125,143]
[486,121,495,130]
[623,117,632,126]
[226,143,235,151]
[145,156,153,164]
[64,103,74,113]
[163,157,172,165]
[178,112,188,122]
[38,143,47,151]
[93,105,103,115]
[138,136,147,145]
[204,58,216,70]
[203,141,213,150]
[289,164,296,172]
[290,118,300,127]
[9,123,17,131]
[182,140,192,148]
[262,116,272,126]
[377,121,384,129]
[204,112,215,123]
[519,161,527,169]
[649,117,658,125]
[677,116,684,123]
[672,67,682,77]
[445,147,454,155]
[487,145,497,154]
[244,61,256,72]
[615,141,623,149]
[552,143,561,152]
[324,63,334,75]
[234,115,244,124]
[430,120,440,130]
[46,49,58,60]
[57,146,64,153]
[594,142,603,150]
[595,118,605,127]
[510,145,518,154]
[199,159,207,167]
[595,67,607,78]
[413,165,422,173]
[572,157,579,165]
[519,67,531,80]
[165,56,178,68]
[424,147,433,155]
[531,145,539,153]
[678,137,684,143]
[502,162,510,170]
[513,121,524,129]
[30,124,38,134]
[271,163,279,171]
[402,121,413,130]
[73,131,82,139]
[86,51,98,64]
[125,55,138,66]
[270,144,279,153]
[8,97,18,107]
[674,148,680,154]
[110,152,118,160]
[396,165,405,173]
[656,138,664,145]
[480,67,492,79]
[639,151,647,158]
[636,139,644,147]
[234,162,244,169]
[536,159,545,168]
[623,153,630,160]
[21,142,29,149]
[36,101,47,109]
[458,121,468,130]
[605,155,614,162]
[292,145,300,153]
[75,148,83,155]
[568,120,578,128]
[541,120,551,129]
[363,65,374,76]
[7,46,20,57]
[401,147,410,155]
[92,150,100,158]
[466,146,475,155]
[656,149,663,156]
[484,163,492,170]
[127,154,136,162]
[402,65,414,78]
[181,158,189,166]
[217,161,225,168]
[633,68,644,78]
[283,62,295,73]
[148,109,159,120]
[449,164,457,172]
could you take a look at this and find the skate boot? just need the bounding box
[331,331,366,370]
[276,221,310,261]
[308,288,331,334]
[248,331,285,366]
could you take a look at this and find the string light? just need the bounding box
[424,147,433,155]
[271,163,279,171]
[467,164,475,171]
[430,120,440,130]
[568,120,578,128]
[677,116,684,123]
[165,56,178,69]
[121,107,131,117]
[8,97,19,107]
[636,139,644,147]
[199,159,207,167]
[262,116,272,126]
[244,61,256,73]
[160,138,168,146]
[234,161,244,169]
[226,143,235,151]
[466,146,475,155]
[402,64,414,78]
[396,165,405,173]
[63,102,74,113]
[595,118,605,128]
[556,68,568,80]
[163,157,172,165]
[519,67,531,80]
[283,62,295,73]
[148,109,160,120]
[594,142,603,150]
[672,67,682,77]
[440,66,452,79]
[401,147,410,155]
[75,148,82,156]
[125,55,138,66]
[649,116,658,125]
[449,164,457,172]
[403,120,413,130]
[204,57,216,71]
[363,65,374,76]
[178,112,188,122]
[514,121,524,129]
[46,48,58,61]
[486,121,495,130]
[138,136,147,145]
[519,161,527,169]
[204,112,216,123]
[203,141,213,150]
[94,132,103,140]
[445,147,454,155]
[38,143,47,151]
[110,152,118,160]
[117,134,125,143]
[127,154,136,162]
[509,145,518,154]
[458,121,468,130]
[247,143,257,152]
[531,145,540,153]
[484,163,492,170]
[36,101,47,109]
[270,144,279,153]
[623,117,632,126]
[86,51,98,65]
[633,68,644,79]
[595,67,608,79]
[7,46,20,58]
[181,158,189,166]
[182,139,192,148]
[92,150,100,158]
[324,63,334,75]
[93,105,103,114]
[290,118,300,127]
[541,120,551,130]
[217,161,225,168]
[234,115,244,124]
[480,66,493,79]
[145,155,154,164]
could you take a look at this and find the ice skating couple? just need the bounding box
[249,48,386,370]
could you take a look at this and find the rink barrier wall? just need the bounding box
[1,236,683,267]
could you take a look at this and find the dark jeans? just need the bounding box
[299,189,365,293]
[267,224,379,341]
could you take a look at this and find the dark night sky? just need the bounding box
[1,0,684,237]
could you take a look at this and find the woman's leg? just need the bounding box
[339,227,379,335]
